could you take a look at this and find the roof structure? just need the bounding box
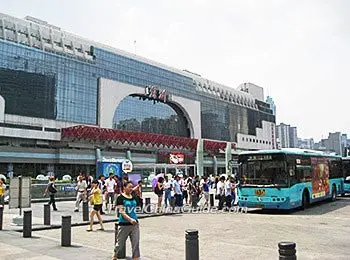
[61,125,236,154]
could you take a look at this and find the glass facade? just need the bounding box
[0,15,275,143]
[113,95,190,137]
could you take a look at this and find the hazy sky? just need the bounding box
[2,0,349,141]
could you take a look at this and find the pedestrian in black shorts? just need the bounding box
[44,176,58,211]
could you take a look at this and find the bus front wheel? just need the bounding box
[301,190,309,210]
[331,185,337,202]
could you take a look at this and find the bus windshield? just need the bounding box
[240,160,288,187]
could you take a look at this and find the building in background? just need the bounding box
[289,127,298,148]
[326,132,342,155]
[314,139,328,152]
[0,13,275,178]
[341,134,347,155]
[276,123,298,148]
[266,96,276,116]
[238,82,264,101]
[298,138,314,149]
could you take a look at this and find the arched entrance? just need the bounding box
[113,95,191,137]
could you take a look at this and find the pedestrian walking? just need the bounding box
[132,180,143,210]
[216,176,226,210]
[0,178,6,208]
[163,175,172,208]
[113,181,140,260]
[154,177,165,213]
[187,177,193,205]
[181,175,188,205]
[86,180,104,232]
[113,175,122,212]
[191,176,200,208]
[44,176,58,211]
[74,175,87,212]
[173,175,183,209]
[98,175,106,215]
[105,173,116,212]
[231,178,237,206]
[225,177,233,210]
[201,176,210,209]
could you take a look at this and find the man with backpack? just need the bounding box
[45,176,58,211]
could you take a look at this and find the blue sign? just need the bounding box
[64,186,76,192]
[97,162,123,179]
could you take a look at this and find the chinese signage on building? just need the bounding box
[145,86,168,102]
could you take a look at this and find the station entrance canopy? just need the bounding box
[61,125,236,154]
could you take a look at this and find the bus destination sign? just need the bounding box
[247,155,272,161]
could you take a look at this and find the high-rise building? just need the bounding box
[326,132,342,155]
[289,127,298,148]
[341,134,347,155]
[276,123,290,148]
[265,96,276,116]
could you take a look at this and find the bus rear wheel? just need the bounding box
[331,185,337,202]
[301,190,309,210]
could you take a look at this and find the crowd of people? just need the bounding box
[153,173,238,211]
[51,172,141,259]
[41,172,238,260]
[71,172,143,215]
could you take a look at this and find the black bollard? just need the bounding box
[144,198,151,213]
[278,242,296,260]
[44,204,51,226]
[82,201,89,222]
[210,194,214,207]
[61,216,71,247]
[185,229,199,260]
[0,206,3,230]
[23,210,32,238]
[114,222,126,258]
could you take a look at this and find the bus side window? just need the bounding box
[345,176,350,183]
[296,166,312,182]
[330,160,342,178]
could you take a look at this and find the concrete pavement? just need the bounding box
[2,194,350,259]
[33,197,350,260]
[1,192,161,231]
[1,229,111,260]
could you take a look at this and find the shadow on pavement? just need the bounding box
[247,196,350,215]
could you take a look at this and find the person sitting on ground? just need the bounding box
[87,180,104,232]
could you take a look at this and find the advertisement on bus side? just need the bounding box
[311,157,330,199]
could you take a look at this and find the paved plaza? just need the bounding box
[1,196,350,259]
